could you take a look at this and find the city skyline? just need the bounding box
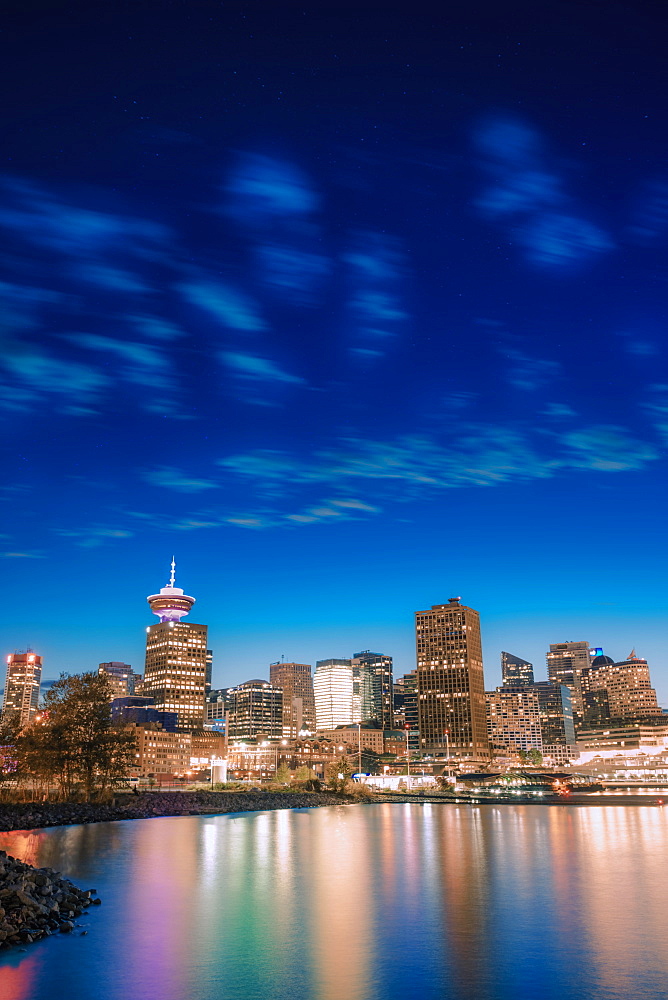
[3,561,667,705]
[2,1,667,706]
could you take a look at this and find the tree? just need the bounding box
[527,748,544,767]
[275,763,292,783]
[37,673,137,800]
[295,765,317,781]
[0,714,22,795]
[326,755,351,792]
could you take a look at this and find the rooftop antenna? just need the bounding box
[169,556,176,588]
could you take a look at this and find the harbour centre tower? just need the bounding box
[143,561,208,731]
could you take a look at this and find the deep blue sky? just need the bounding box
[2,1,667,700]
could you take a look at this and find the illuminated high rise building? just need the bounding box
[98,661,138,700]
[313,659,353,730]
[1,650,42,727]
[227,679,283,740]
[143,560,207,731]
[269,661,316,737]
[394,670,419,749]
[501,651,534,687]
[581,650,661,724]
[546,640,591,729]
[415,598,489,758]
[486,685,543,756]
[352,651,394,728]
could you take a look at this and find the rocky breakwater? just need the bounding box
[0,790,344,831]
[0,850,99,951]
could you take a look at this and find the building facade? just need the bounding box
[546,641,591,728]
[394,670,419,749]
[98,662,138,700]
[415,598,489,758]
[352,651,394,728]
[227,679,283,740]
[580,650,661,724]
[530,680,576,759]
[485,686,543,755]
[269,661,316,737]
[313,659,354,730]
[111,696,178,732]
[2,650,42,727]
[143,563,208,731]
[205,688,229,731]
[501,651,534,687]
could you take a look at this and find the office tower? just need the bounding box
[98,662,138,700]
[501,651,534,687]
[205,649,213,695]
[352,651,394,728]
[2,650,42,727]
[415,598,489,758]
[227,679,283,740]
[313,659,353,730]
[111,695,179,732]
[143,560,208,731]
[269,661,316,737]
[351,658,374,723]
[394,670,419,749]
[546,641,590,728]
[531,681,575,755]
[581,650,661,724]
[485,686,543,756]
[205,688,229,730]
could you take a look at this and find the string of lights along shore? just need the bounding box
[2,563,667,783]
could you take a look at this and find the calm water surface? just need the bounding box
[0,803,667,1000]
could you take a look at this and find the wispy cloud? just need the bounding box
[178,280,266,332]
[143,466,220,492]
[503,348,561,392]
[558,425,658,471]
[343,231,408,358]
[1,551,45,559]
[220,351,304,385]
[70,263,151,293]
[0,177,170,257]
[473,115,614,269]
[224,153,320,222]
[0,349,108,410]
[55,526,134,548]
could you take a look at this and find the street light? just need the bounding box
[405,724,411,790]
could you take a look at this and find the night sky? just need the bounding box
[3,1,667,699]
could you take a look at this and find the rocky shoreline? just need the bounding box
[0,850,99,950]
[0,789,344,833]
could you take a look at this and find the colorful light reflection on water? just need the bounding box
[1,804,667,1000]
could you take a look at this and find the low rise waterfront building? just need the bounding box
[576,720,668,756]
[128,723,192,779]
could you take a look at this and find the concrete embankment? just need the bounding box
[0,850,99,951]
[0,790,344,832]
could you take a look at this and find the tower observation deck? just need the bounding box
[147,558,196,622]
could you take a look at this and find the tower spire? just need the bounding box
[148,560,195,623]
